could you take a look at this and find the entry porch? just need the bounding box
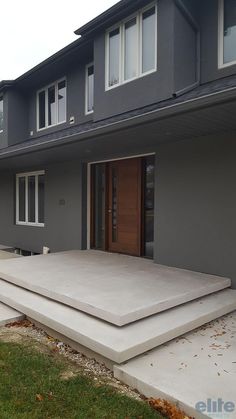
[0,249,236,419]
[0,249,235,363]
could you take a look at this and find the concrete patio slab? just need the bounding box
[114,313,236,419]
[0,250,21,260]
[0,250,231,326]
[0,302,24,326]
[0,278,235,363]
[0,245,13,251]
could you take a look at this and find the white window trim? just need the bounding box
[16,170,45,227]
[85,62,94,115]
[218,0,236,68]
[36,78,67,132]
[105,2,157,91]
[0,96,3,133]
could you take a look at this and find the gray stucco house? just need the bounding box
[0,0,236,287]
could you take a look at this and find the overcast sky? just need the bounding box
[0,0,118,81]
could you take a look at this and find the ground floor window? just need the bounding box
[16,171,45,226]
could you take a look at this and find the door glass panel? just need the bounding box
[28,176,36,223]
[109,28,120,87]
[38,91,46,129]
[38,174,45,224]
[0,98,3,131]
[124,18,138,80]
[87,65,94,113]
[58,80,66,123]
[48,85,56,126]
[144,156,155,258]
[93,164,106,249]
[111,168,117,242]
[18,177,26,222]
[142,7,156,73]
[224,0,236,63]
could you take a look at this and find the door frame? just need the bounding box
[87,153,156,251]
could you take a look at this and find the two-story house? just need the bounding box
[0,0,236,288]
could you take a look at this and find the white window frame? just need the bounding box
[37,78,67,131]
[16,170,45,227]
[85,62,94,115]
[105,2,157,90]
[0,96,3,133]
[218,0,236,68]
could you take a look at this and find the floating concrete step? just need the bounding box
[0,250,231,325]
[0,302,24,326]
[114,312,236,419]
[0,278,235,363]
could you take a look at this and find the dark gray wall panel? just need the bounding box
[0,92,8,149]
[0,89,28,148]
[201,0,236,83]
[0,160,83,253]
[7,89,28,145]
[28,64,93,140]
[93,0,175,121]
[174,4,198,92]
[181,0,200,21]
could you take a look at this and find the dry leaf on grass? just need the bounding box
[5,319,33,328]
[36,394,44,402]
[149,398,194,419]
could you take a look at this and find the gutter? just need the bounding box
[74,0,144,36]
[0,80,15,93]
[1,84,236,160]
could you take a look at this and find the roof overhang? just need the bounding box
[74,0,148,36]
[0,37,93,91]
[1,87,236,171]
[0,80,14,94]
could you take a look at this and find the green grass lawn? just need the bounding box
[0,340,162,419]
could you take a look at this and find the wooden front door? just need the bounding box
[107,158,142,256]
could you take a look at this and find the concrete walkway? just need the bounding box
[0,250,231,325]
[115,312,236,419]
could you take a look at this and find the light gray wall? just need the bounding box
[155,132,236,288]
[0,160,83,254]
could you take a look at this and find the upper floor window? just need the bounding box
[16,171,45,227]
[85,63,94,114]
[219,0,236,67]
[106,3,157,90]
[0,97,3,133]
[37,79,66,131]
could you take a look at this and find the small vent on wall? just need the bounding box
[70,116,75,124]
